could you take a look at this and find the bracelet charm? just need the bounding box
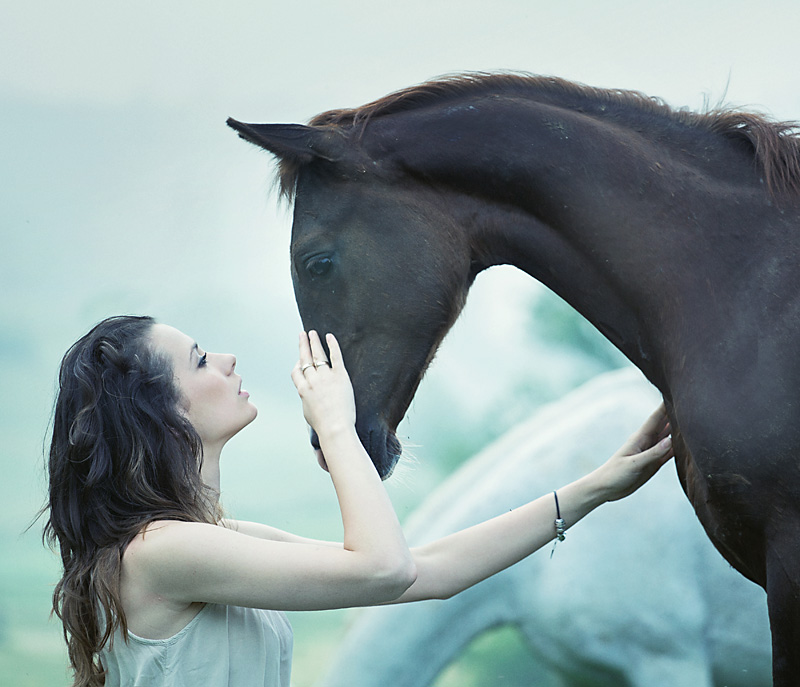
[555,517,566,542]
[550,490,566,558]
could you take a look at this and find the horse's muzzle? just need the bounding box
[308,423,401,479]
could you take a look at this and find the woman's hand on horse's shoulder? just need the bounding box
[595,403,674,502]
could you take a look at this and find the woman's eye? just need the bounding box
[307,257,333,277]
[198,352,208,368]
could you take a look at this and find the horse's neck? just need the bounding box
[386,96,722,275]
[431,120,687,380]
[458,195,663,382]
[381,97,787,384]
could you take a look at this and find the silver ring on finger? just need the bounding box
[314,360,330,368]
[301,363,315,373]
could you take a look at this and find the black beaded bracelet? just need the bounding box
[553,490,566,542]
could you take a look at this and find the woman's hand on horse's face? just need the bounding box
[595,403,674,502]
[291,331,357,442]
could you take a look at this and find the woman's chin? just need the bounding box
[243,404,258,424]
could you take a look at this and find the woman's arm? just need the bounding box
[126,332,667,612]
[290,331,416,589]
[125,519,414,611]
[387,404,673,603]
[125,331,416,612]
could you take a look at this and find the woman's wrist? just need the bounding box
[585,466,616,504]
[316,422,359,446]
[316,424,370,471]
[557,470,610,525]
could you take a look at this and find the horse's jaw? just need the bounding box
[308,422,402,479]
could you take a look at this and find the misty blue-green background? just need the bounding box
[2,2,798,685]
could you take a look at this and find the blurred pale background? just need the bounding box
[1,1,798,685]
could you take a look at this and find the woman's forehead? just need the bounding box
[149,323,194,358]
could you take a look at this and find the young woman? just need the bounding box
[45,315,673,687]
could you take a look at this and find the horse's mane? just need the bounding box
[279,72,800,199]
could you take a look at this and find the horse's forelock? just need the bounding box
[277,157,302,203]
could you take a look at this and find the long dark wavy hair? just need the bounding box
[43,315,221,687]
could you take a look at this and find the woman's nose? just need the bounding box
[212,353,236,373]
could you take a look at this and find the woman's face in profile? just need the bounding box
[148,323,258,448]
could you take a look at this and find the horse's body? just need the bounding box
[228,73,800,682]
[318,369,772,687]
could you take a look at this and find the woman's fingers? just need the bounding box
[638,402,667,439]
[290,361,304,387]
[295,331,332,381]
[294,329,351,386]
[291,331,357,447]
[298,331,345,375]
[603,411,675,502]
[621,403,670,455]
[308,330,329,368]
[644,434,674,464]
[298,331,313,366]
[293,332,328,392]
[326,333,343,370]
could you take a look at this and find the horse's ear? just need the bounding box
[226,119,345,163]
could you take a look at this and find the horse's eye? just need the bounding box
[307,257,333,277]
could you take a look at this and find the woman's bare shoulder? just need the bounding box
[124,520,219,567]
[222,518,340,546]
[120,521,212,637]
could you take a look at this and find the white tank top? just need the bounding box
[100,604,293,687]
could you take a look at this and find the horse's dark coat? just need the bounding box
[229,72,800,683]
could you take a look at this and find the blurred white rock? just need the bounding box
[316,368,772,687]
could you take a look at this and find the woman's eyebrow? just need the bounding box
[190,342,199,363]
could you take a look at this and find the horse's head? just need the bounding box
[228,119,474,477]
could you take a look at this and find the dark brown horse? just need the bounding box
[228,73,800,683]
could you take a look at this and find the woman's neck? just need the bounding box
[200,446,222,494]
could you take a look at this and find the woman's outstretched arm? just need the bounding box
[386,404,673,603]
